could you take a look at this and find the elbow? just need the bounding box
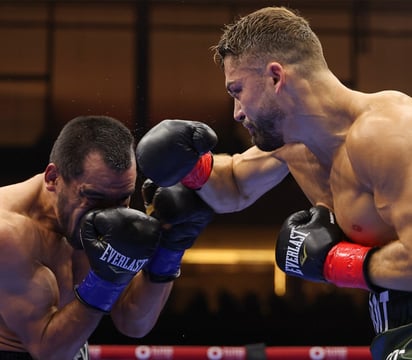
[121,328,151,339]
[210,198,253,214]
[114,319,155,339]
[122,327,153,339]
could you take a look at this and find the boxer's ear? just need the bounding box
[45,163,59,191]
[267,62,284,93]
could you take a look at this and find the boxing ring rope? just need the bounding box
[89,345,372,360]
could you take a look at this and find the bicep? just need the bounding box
[198,146,289,213]
[0,251,58,352]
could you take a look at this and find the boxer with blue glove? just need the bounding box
[141,179,215,283]
[75,207,161,313]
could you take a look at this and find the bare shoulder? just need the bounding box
[0,175,50,272]
[346,90,412,185]
[0,208,60,309]
[348,90,412,148]
[0,210,38,271]
[0,208,64,352]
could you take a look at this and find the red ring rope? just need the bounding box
[89,345,371,360]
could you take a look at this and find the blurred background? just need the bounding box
[1,0,412,348]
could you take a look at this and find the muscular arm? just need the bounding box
[368,237,412,291]
[136,120,289,212]
[366,172,412,291]
[198,146,289,213]
[0,220,103,360]
[347,113,412,291]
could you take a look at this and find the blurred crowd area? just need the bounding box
[91,287,374,346]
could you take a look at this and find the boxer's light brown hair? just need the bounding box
[212,6,328,75]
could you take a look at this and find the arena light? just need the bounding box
[274,262,286,296]
[182,248,274,265]
[182,248,287,296]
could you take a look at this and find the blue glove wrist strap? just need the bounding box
[145,247,185,283]
[75,270,128,313]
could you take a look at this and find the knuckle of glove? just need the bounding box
[93,207,130,236]
[313,205,343,242]
[136,119,217,187]
[191,121,218,153]
[152,183,214,225]
[114,209,161,257]
[83,207,161,258]
[287,209,311,226]
[152,185,184,224]
[135,120,197,187]
[131,214,161,258]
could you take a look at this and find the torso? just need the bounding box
[283,146,396,247]
[330,144,396,246]
[276,91,412,248]
[0,176,89,351]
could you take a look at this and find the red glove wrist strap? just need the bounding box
[181,152,213,190]
[323,241,372,290]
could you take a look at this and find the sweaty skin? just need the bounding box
[197,54,412,293]
[0,152,172,360]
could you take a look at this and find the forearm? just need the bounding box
[110,271,173,338]
[30,301,103,360]
[367,240,412,291]
[198,147,289,213]
[198,153,243,213]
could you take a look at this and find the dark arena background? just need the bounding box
[1,0,411,358]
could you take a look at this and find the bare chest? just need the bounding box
[284,144,396,246]
[330,149,396,246]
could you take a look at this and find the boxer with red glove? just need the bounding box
[141,179,215,282]
[276,205,379,290]
[75,207,161,313]
[136,119,218,189]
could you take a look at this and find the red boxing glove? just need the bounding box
[323,241,374,290]
[181,152,213,190]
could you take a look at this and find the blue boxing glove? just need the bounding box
[142,179,215,282]
[75,207,161,312]
[136,119,218,189]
